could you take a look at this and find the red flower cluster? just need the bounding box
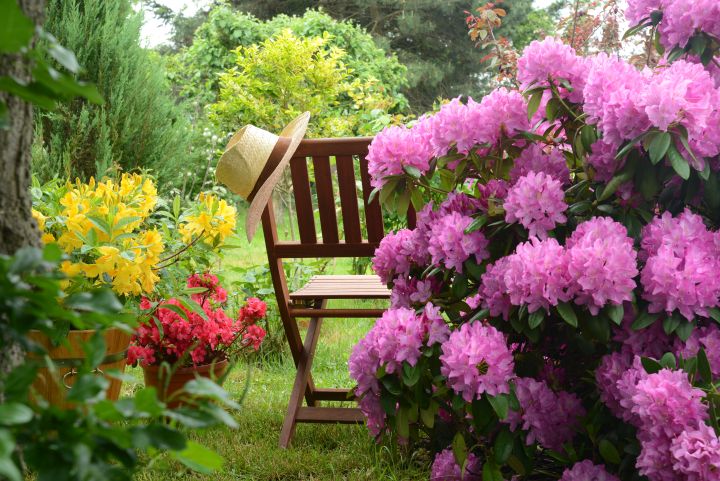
[127,274,267,367]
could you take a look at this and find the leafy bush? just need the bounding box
[350,1,720,479]
[0,246,239,480]
[33,0,201,184]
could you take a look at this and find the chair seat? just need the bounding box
[289,275,390,300]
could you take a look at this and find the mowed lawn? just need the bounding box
[127,208,430,480]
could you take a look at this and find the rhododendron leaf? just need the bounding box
[494,428,514,464]
[367,186,380,204]
[556,302,578,328]
[698,162,711,181]
[402,363,421,387]
[507,454,528,476]
[599,155,638,201]
[649,10,663,24]
[641,357,662,375]
[410,188,424,211]
[580,125,597,152]
[632,312,659,330]
[465,215,488,234]
[402,165,421,179]
[690,35,708,56]
[700,46,714,66]
[663,312,682,334]
[420,402,438,429]
[488,394,509,420]
[464,260,484,282]
[648,132,671,164]
[622,20,651,40]
[697,348,712,384]
[599,439,621,465]
[675,321,694,342]
[660,353,677,370]
[708,307,720,325]
[183,287,208,295]
[483,459,504,481]
[528,310,544,329]
[615,132,649,160]
[667,46,686,62]
[396,191,410,218]
[520,130,547,143]
[173,440,223,474]
[637,163,660,199]
[452,274,469,299]
[545,98,561,122]
[172,195,181,219]
[396,406,410,439]
[452,432,467,468]
[526,90,543,121]
[381,376,402,396]
[605,304,624,326]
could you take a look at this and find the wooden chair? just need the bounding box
[260,137,416,448]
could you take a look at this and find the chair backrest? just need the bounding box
[261,137,416,259]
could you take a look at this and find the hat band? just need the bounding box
[247,136,293,202]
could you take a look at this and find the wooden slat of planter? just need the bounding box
[336,155,362,243]
[312,155,339,244]
[289,157,316,244]
[359,154,384,242]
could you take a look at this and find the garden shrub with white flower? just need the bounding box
[350,1,720,480]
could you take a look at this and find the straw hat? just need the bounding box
[216,112,310,241]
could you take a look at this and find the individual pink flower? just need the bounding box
[559,460,620,481]
[369,307,427,374]
[372,229,421,284]
[428,98,475,156]
[440,321,515,402]
[502,237,573,313]
[509,144,570,185]
[240,297,267,323]
[505,377,585,451]
[517,37,588,103]
[670,423,720,480]
[430,449,482,481]
[428,212,489,272]
[504,171,567,239]
[566,217,638,314]
[390,277,438,308]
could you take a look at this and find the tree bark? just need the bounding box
[0,0,46,394]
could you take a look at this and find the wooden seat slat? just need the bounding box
[290,274,390,300]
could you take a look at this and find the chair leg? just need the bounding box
[279,315,323,448]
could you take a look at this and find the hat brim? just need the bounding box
[244,112,310,241]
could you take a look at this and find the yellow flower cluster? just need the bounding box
[179,193,237,246]
[35,173,165,297]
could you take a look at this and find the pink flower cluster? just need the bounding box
[428,212,489,272]
[559,460,620,481]
[640,210,720,320]
[366,124,433,189]
[505,377,585,451]
[517,37,589,103]
[372,229,419,284]
[627,0,720,50]
[675,324,720,378]
[504,171,568,239]
[127,275,266,367]
[430,449,481,481]
[509,144,570,186]
[439,321,515,402]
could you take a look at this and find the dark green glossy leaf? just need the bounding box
[660,352,676,369]
[556,302,578,327]
[0,403,33,426]
[528,309,544,329]
[641,356,662,374]
[648,131,671,164]
[599,439,621,465]
[606,304,624,325]
[488,394,509,420]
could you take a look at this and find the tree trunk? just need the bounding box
[0,0,46,395]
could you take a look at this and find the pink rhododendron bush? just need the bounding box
[350,2,720,480]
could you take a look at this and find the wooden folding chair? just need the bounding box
[260,137,416,448]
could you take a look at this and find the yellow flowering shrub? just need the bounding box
[32,175,238,299]
[179,192,237,247]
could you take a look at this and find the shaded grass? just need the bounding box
[131,207,429,480]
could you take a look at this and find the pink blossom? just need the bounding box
[467,88,530,145]
[372,229,422,284]
[504,171,567,239]
[675,324,720,378]
[517,37,588,103]
[367,123,433,188]
[477,179,509,212]
[479,257,512,320]
[670,424,720,480]
[559,460,620,481]
[566,217,638,314]
[509,144,570,185]
[588,139,623,182]
[440,321,515,401]
[430,449,481,481]
[428,212,489,272]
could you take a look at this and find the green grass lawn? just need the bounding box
[128,207,431,480]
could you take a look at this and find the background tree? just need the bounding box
[33,0,200,183]
[230,0,558,110]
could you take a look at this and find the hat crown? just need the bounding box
[216,125,280,199]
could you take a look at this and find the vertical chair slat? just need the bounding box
[313,155,339,244]
[359,154,384,242]
[290,157,317,244]
[336,155,362,243]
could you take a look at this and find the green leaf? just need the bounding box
[0,100,8,130]
[632,311,658,330]
[675,321,694,342]
[528,309,544,329]
[0,0,34,54]
[402,363,421,387]
[465,215,488,233]
[452,274,469,299]
[527,89,543,121]
[410,188,424,211]
[667,144,690,180]
[396,406,410,439]
[0,430,21,481]
[0,77,57,110]
[65,289,122,315]
[420,405,436,429]
[556,302,578,328]
[488,394,509,420]
[606,304,624,325]
[0,403,33,426]
[177,297,209,321]
[173,441,224,474]
[599,439,621,465]
[403,165,421,179]
[660,352,676,369]
[641,356,663,374]
[600,155,638,201]
[697,348,712,383]
[133,387,164,416]
[709,307,720,325]
[580,125,597,152]
[82,331,107,369]
[452,432,467,468]
[663,313,682,335]
[494,428,514,464]
[134,424,187,451]
[648,132,671,164]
